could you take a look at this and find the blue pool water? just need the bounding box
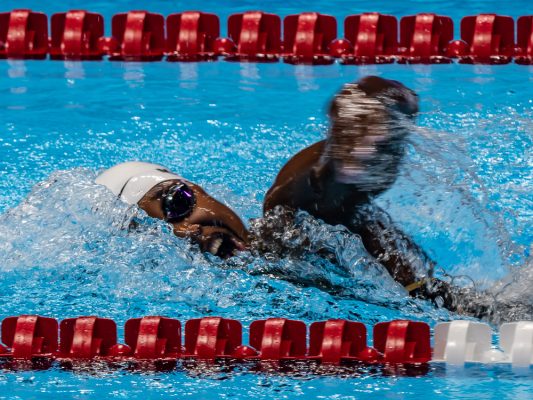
[1,0,532,399]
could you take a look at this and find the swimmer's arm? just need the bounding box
[355,215,519,319]
[347,206,435,289]
[351,208,467,312]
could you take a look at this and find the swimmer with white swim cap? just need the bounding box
[96,162,249,258]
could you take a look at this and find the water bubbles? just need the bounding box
[0,169,447,326]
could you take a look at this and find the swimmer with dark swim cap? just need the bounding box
[262,77,530,322]
[96,162,248,258]
[264,76,458,307]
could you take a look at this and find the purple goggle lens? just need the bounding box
[162,182,195,222]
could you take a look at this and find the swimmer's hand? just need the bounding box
[200,230,248,259]
[173,223,248,259]
[409,278,506,321]
[408,278,458,310]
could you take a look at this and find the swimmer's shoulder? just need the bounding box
[264,141,326,212]
[272,140,326,184]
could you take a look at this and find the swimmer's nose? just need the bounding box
[172,223,202,237]
[183,224,246,258]
[174,223,246,258]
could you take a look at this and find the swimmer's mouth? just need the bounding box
[194,220,248,258]
[202,232,245,258]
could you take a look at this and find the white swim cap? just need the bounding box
[95,161,183,204]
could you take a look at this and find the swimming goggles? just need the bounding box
[162,181,196,222]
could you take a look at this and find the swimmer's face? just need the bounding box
[138,180,249,258]
[327,76,419,194]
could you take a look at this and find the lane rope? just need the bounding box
[0,10,531,64]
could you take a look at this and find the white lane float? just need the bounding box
[434,320,533,367]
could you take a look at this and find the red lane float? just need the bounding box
[184,317,242,360]
[108,11,165,61]
[515,16,533,65]
[224,11,281,62]
[397,13,453,64]
[373,320,431,363]
[0,9,48,59]
[308,319,369,364]
[58,316,117,358]
[125,316,181,359]
[333,13,397,64]
[249,318,307,361]
[283,12,337,65]
[456,14,515,64]
[50,10,104,60]
[1,315,57,359]
[166,11,219,62]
